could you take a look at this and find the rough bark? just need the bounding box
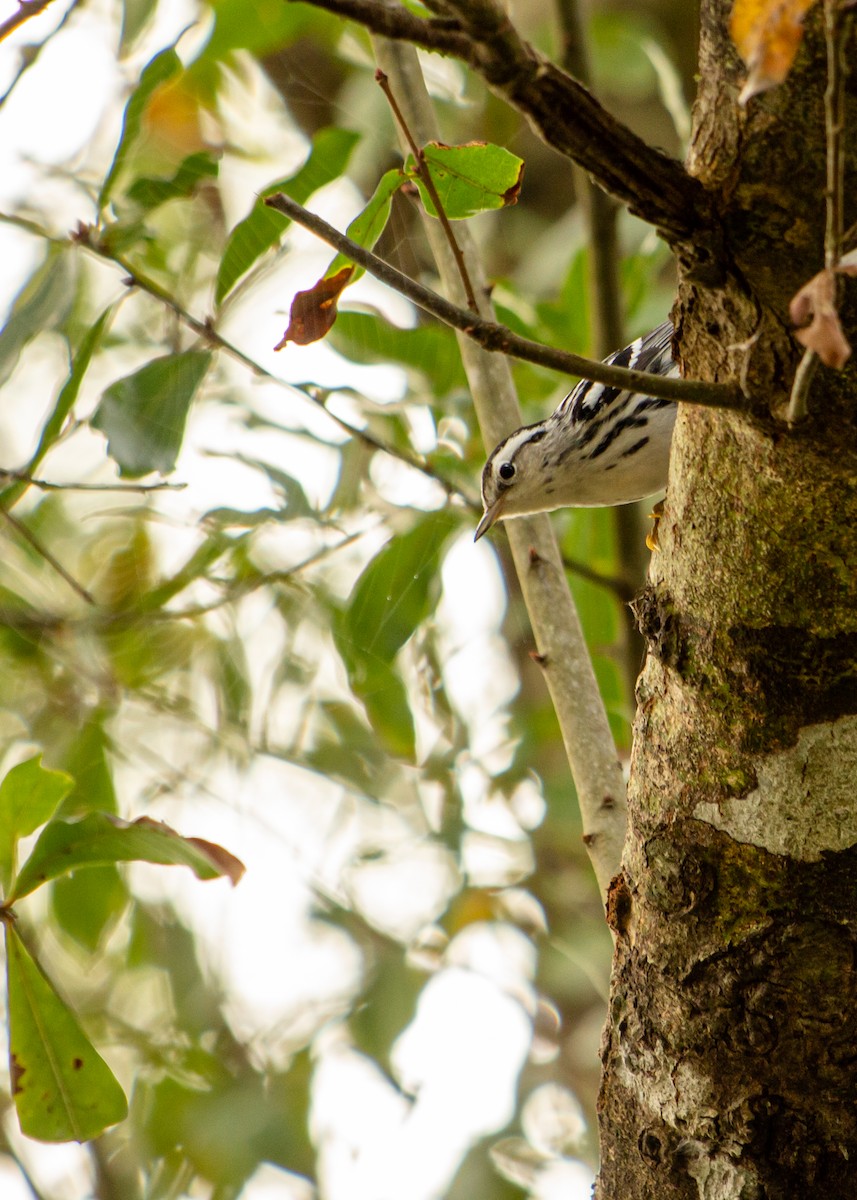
[597,4,857,1197]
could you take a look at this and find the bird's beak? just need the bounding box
[474,497,505,542]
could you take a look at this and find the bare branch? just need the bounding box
[371,36,627,898]
[0,0,58,44]
[289,0,719,258]
[265,191,741,410]
[0,470,184,494]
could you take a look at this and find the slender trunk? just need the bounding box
[596,4,857,1196]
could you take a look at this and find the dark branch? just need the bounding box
[0,0,58,43]
[266,193,741,410]
[288,0,719,257]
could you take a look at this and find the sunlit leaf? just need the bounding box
[324,168,405,282]
[0,756,73,896]
[216,127,359,305]
[343,510,456,663]
[138,531,233,611]
[730,0,818,103]
[120,0,159,55]
[126,151,219,211]
[0,247,76,388]
[349,656,416,760]
[139,1053,314,1184]
[58,714,118,819]
[99,46,182,211]
[203,0,335,58]
[1,305,116,510]
[10,813,245,902]
[407,142,524,219]
[51,865,128,953]
[91,350,212,477]
[5,924,128,1142]
[334,511,457,759]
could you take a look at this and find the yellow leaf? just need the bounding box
[730,0,819,104]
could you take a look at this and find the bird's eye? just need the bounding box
[498,461,516,481]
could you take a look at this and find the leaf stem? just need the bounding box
[0,505,96,606]
[375,69,480,312]
[787,0,853,425]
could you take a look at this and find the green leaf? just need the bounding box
[349,657,416,761]
[10,812,244,902]
[99,47,182,211]
[126,151,219,211]
[0,756,73,896]
[0,247,76,387]
[51,865,128,953]
[334,511,456,759]
[1,305,115,508]
[203,0,333,58]
[329,311,467,396]
[5,924,128,1142]
[215,127,359,305]
[58,715,117,819]
[343,510,455,664]
[408,142,524,219]
[325,168,404,282]
[91,350,212,477]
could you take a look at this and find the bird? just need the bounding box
[474,321,679,541]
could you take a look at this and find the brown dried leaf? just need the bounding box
[186,836,246,886]
[274,266,355,349]
[730,0,818,104]
[790,269,852,368]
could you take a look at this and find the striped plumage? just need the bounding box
[475,322,678,540]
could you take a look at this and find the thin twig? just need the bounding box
[371,36,627,898]
[0,506,96,606]
[787,0,852,424]
[0,523,380,635]
[786,346,820,424]
[0,0,78,109]
[823,0,849,273]
[375,68,479,311]
[265,191,740,410]
[0,0,57,44]
[0,470,185,493]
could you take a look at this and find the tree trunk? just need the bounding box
[597,3,857,1197]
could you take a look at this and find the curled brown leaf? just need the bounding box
[274,266,355,349]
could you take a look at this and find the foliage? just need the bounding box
[0,0,684,1196]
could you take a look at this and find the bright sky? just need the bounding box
[0,2,597,1197]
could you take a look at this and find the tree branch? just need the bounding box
[0,0,58,44]
[371,36,627,899]
[288,0,719,259]
[265,191,741,410]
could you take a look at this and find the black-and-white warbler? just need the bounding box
[475,321,678,540]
